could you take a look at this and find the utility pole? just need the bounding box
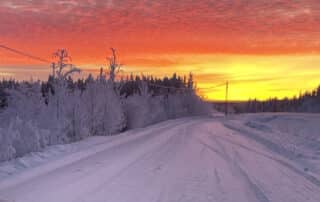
[225,81,229,116]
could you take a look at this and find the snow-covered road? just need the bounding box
[0,117,320,202]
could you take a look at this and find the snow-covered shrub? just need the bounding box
[4,82,45,121]
[59,89,89,142]
[181,92,211,116]
[124,95,167,129]
[8,117,48,157]
[147,96,168,124]
[82,81,126,135]
[123,81,165,129]
[123,82,210,129]
[165,94,188,118]
[0,117,50,161]
[0,127,16,162]
[165,91,210,119]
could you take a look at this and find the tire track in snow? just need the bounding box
[222,121,320,187]
[73,120,205,202]
[232,151,270,202]
[197,136,270,202]
[196,121,320,202]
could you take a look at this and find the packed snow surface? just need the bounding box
[0,114,320,202]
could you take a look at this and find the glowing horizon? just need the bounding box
[1,0,320,101]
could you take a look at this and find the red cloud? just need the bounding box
[0,0,320,63]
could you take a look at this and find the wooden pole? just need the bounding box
[225,81,229,116]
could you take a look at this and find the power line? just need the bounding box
[0,44,51,63]
[148,83,190,90]
[198,82,226,90]
[0,44,231,106]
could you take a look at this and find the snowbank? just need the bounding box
[226,113,320,177]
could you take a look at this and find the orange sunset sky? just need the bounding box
[0,0,320,101]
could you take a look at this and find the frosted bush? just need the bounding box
[124,95,167,129]
[82,81,126,135]
[9,118,43,157]
[0,117,50,161]
[124,92,209,129]
[0,128,16,161]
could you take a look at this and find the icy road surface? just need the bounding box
[0,117,320,202]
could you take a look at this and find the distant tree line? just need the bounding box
[233,86,320,113]
[0,80,20,109]
[0,72,195,110]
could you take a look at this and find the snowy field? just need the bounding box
[0,114,320,202]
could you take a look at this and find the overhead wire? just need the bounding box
[0,44,227,92]
[0,44,51,64]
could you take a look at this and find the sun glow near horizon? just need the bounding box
[1,51,320,101]
[122,53,320,101]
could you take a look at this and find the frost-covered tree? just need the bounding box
[107,48,122,84]
[81,74,126,135]
[52,49,81,80]
[5,81,45,121]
